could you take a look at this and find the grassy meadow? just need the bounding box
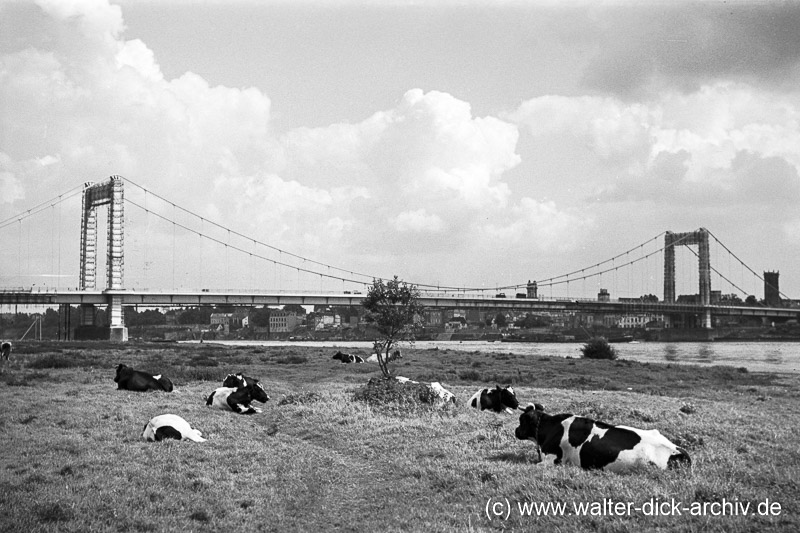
[0,341,798,532]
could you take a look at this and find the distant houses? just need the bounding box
[270,310,302,333]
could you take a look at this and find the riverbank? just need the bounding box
[185,338,800,374]
[1,341,797,532]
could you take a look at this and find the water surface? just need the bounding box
[190,339,800,374]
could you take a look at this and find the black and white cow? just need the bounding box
[222,373,257,388]
[365,349,401,363]
[142,414,206,442]
[206,375,270,415]
[1,341,11,361]
[468,385,520,413]
[332,351,364,363]
[515,404,691,472]
[114,364,174,392]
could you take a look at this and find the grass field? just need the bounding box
[1,341,798,532]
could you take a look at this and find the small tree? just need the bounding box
[581,337,617,360]
[361,276,423,378]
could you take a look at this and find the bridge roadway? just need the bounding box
[1,288,797,320]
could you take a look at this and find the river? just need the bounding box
[188,339,800,374]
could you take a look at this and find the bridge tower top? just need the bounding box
[663,228,711,306]
[79,176,124,291]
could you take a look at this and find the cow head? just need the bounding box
[496,385,520,410]
[248,381,270,403]
[114,364,131,383]
[515,403,546,442]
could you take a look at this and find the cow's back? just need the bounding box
[207,387,236,411]
[468,388,488,409]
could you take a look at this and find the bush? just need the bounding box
[457,369,482,381]
[354,377,444,410]
[581,337,617,360]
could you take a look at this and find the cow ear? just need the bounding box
[534,403,545,412]
[495,384,502,390]
[523,404,536,413]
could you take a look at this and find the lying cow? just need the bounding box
[365,349,402,363]
[468,385,520,413]
[394,377,456,404]
[222,373,258,388]
[142,414,206,442]
[206,377,270,415]
[332,351,364,363]
[429,382,456,404]
[1,341,11,361]
[515,404,691,472]
[114,364,173,392]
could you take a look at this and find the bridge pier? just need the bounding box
[80,304,96,327]
[108,295,127,342]
[701,309,712,329]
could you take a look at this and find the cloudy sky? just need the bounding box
[2,0,800,299]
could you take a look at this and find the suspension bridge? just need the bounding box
[1,176,797,341]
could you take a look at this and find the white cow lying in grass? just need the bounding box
[394,376,456,404]
[142,414,206,443]
[366,349,402,363]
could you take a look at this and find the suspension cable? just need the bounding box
[126,198,369,286]
[0,185,83,230]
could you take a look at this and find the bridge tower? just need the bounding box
[764,271,781,307]
[79,176,127,341]
[663,228,711,328]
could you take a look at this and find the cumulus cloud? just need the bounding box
[391,209,445,234]
[509,82,800,208]
[2,0,274,206]
[264,87,585,261]
[2,0,592,289]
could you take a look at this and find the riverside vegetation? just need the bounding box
[0,341,797,532]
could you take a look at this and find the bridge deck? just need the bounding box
[0,288,797,318]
